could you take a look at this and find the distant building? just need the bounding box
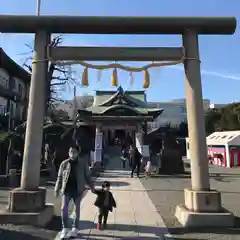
[147,98,210,130]
[0,48,31,127]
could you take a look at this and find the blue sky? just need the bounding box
[0,0,239,103]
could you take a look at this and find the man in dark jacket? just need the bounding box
[131,146,142,178]
[55,145,94,239]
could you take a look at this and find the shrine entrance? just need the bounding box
[109,129,126,146]
[0,15,236,228]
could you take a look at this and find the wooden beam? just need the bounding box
[0,16,236,34]
[49,46,183,61]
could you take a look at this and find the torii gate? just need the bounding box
[0,15,236,227]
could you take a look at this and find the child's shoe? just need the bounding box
[96,223,101,230]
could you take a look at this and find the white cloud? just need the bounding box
[169,65,240,81]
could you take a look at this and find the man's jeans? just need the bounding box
[61,194,81,229]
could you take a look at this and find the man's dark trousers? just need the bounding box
[131,162,140,177]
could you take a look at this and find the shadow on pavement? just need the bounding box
[45,216,61,231]
[168,217,240,236]
[50,222,170,239]
[0,228,48,240]
[46,217,96,232]
[85,237,162,240]
[80,223,169,239]
[150,174,191,179]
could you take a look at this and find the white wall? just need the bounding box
[148,98,210,130]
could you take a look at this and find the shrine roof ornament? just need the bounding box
[98,86,146,108]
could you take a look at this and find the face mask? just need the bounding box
[69,152,77,160]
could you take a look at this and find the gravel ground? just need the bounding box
[140,162,240,240]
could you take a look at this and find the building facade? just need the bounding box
[0,48,31,127]
[147,98,211,130]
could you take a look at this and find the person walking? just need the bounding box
[129,144,134,167]
[93,181,116,230]
[121,145,128,169]
[54,145,94,239]
[131,146,142,178]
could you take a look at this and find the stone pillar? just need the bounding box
[1,31,54,227]
[21,31,50,190]
[175,29,234,227]
[183,30,210,192]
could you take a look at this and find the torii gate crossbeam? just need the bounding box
[0,15,236,34]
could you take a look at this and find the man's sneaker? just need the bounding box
[59,228,69,239]
[69,228,78,238]
[96,223,101,230]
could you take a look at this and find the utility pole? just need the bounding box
[36,0,41,16]
[72,86,78,144]
[73,86,77,125]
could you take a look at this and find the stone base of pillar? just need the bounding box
[175,188,234,227]
[0,187,54,227]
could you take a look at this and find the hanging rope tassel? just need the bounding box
[143,70,150,88]
[111,68,118,86]
[81,67,89,86]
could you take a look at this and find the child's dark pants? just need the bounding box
[98,207,109,225]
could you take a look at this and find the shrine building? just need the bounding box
[77,86,163,162]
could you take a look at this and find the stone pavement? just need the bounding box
[140,160,240,240]
[55,156,172,239]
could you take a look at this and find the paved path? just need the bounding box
[55,157,171,239]
[140,160,240,240]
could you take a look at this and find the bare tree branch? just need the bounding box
[21,35,78,122]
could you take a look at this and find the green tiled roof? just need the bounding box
[83,86,163,118]
[87,106,149,114]
[93,88,146,107]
